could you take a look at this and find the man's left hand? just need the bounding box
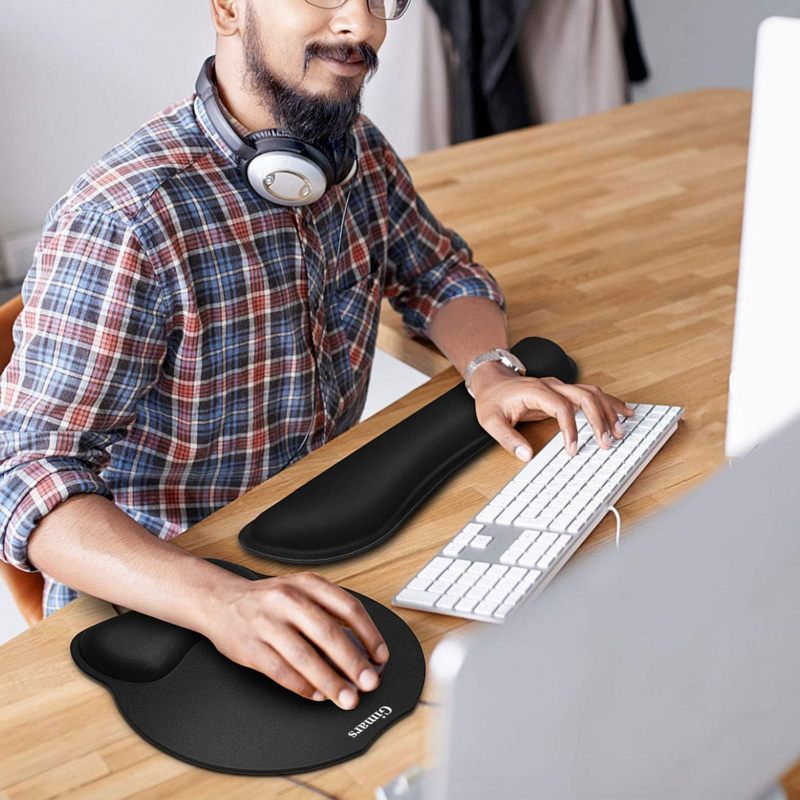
[470,362,634,462]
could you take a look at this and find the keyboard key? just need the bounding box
[467,586,489,601]
[537,554,557,570]
[463,523,484,535]
[513,515,547,529]
[419,557,452,580]
[553,534,572,552]
[550,513,575,532]
[397,589,438,606]
[519,552,542,567]
[475,600,500,616]
[494,603,514,619]
[441,566,464,582]
[476,506,502,524]
[496,499,528,525]
[507,590,526,605]
[430,580,451,594]
[435,595,459,610]
[455,597,479,613]
[443,542,466,557]
[470,534,493,549]
[407,577,432,591]
[567,521,583,534]
[519,570,542,589]
[496,576,521,591]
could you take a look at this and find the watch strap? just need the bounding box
[465,348,526,398]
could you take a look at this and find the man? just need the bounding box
[0,0,632,711]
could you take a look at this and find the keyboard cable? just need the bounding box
[607,505,622,549]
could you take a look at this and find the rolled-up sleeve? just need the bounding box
[380,137,507,342]
[0,206,167,572]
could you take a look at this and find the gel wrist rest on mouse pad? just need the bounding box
[239,336,578,564]
[70,558,426,776]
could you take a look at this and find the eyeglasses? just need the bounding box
[305,0,412,21]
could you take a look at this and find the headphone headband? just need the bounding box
[195,56,358,206]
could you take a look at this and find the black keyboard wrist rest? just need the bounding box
[238,336,578,564]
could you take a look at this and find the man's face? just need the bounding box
[241,0,386,142]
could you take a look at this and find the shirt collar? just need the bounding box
[218,96,253,140]
[194,92,240,168]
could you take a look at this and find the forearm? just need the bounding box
[426,295,511,391]
[26,493,242,635]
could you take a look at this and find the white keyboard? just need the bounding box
[392,403,684,624]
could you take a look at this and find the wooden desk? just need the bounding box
[4,89,798,799]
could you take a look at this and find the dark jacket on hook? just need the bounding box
[427,0,650,143]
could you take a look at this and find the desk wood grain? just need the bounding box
[4,89,797,799]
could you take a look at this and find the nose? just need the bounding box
[328,0,382,40]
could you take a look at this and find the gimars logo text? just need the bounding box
[348,705,393,738]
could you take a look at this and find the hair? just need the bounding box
[241,3,379,142]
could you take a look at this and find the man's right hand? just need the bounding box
[205,571,390,710]
[24,493,389,711]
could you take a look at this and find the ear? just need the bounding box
[209,0,242,38]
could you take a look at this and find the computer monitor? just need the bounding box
[426,407,800,800]
[726,16,800,460]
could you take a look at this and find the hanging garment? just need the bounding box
[518,0,628,123]
[428,0,650,139]
[427,0,533,142]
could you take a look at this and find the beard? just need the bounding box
[242,7,379,143]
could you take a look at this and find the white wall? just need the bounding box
[1,2,214,245]
[632,0,800,101]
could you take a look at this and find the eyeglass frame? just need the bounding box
[304,0,412,22]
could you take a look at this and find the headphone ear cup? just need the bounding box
[249,130,337,185]
[329,133,358,186]
[244,132,336,206]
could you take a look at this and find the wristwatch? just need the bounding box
[464,348,527,398]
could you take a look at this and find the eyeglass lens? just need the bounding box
[306,0,411,21]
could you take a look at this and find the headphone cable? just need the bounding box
[278,158,360,472]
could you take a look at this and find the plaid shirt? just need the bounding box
[0,90,506,617]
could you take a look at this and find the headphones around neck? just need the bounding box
[195,56,359,207]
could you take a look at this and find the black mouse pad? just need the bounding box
[70,559,426,775]
[239,336,578,563]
